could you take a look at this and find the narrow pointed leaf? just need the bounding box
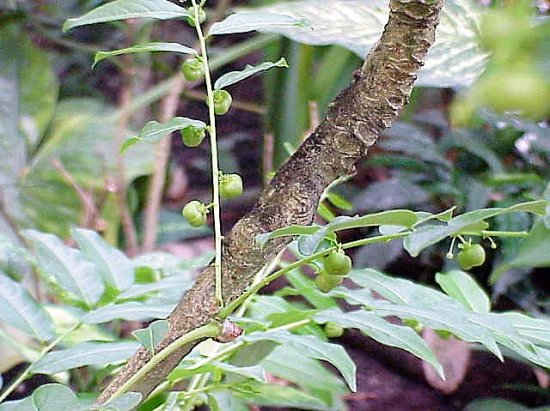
[436,271,490,313]
[23,230,104,306]
[0,274,55,341]
[82,301,173,324]
[94,42,196,67]
[243,330,356,392]
[72,228,134,292]
[208,12,307,36]
[314,308,444,379]
[214,58,288,90]
[63,0,189,32]
[31,341,140,374]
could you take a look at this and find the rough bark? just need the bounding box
[98,0,445,403]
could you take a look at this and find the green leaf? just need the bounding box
[133,117,206,144]
[404,200,548,257]
[491,221,550,283]
[261,346,347,409]
[63,0,189,32]
[349,269,447,306]
[94,42,196,67]
[132,320,169,352]
[82,302,173,324]
[72,228,134,292]
[92,393,142,411]
[314,308,444,379]
[504,312,550,348]
[119,137,141,153]
[0,274,55,341]
[32,384,80,411]
[242,330,356,392]
[369,301,502,360]
[0,25,58,241]
[170,362,266,383]
[233,383,327,410]
[118,275,191,300]
[214,58,288,90]
[31,341,140,374]
[23,230,104,307]
[252,0,487,88]
[300,210,418,255]
[256,209,417,251]
[435,271,490,313]
[344,270,502,359]
[208,12,307,36]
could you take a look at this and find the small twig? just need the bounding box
[51,159,99,228]
[141,0,232,253]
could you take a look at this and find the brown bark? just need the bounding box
[98,0,445,403]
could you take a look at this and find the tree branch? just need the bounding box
[98,0,445,403]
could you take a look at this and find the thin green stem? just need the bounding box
[479,230,529,238]
[191,0,224,307]
[219,231,410,318]
[0,322,82,403]
[108,322,221,401]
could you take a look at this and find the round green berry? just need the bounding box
[315,273,343,293]
[324,322,344,338]
[219,174,243,199]
[457,243,486,271]
[182,200,207,227]
[181,58,205,82]
[208,89,232,115]
[181,126,206,147]
[323,250,352,277]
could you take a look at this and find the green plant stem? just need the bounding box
[191,0,223,308]
[109,322,221,401]
[479,230,529,238]
[0,322,82,403]
[112,34,278,122]
[219,232,410,318]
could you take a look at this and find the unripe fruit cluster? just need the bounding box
[451,5,550,124]
[315,250,352,293]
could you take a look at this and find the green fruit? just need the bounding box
[324,322,344,338]
[457,244,486,271]
[478,10,529,52]
[219,174,243,199]
[186,6,206,26]
[475,68,550,119]
[181,126,206,147]
[208,89,232,115]
[181,58,204,82]
[315,273,343,293]
[323,250,352,277]
[182,200,207,227]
